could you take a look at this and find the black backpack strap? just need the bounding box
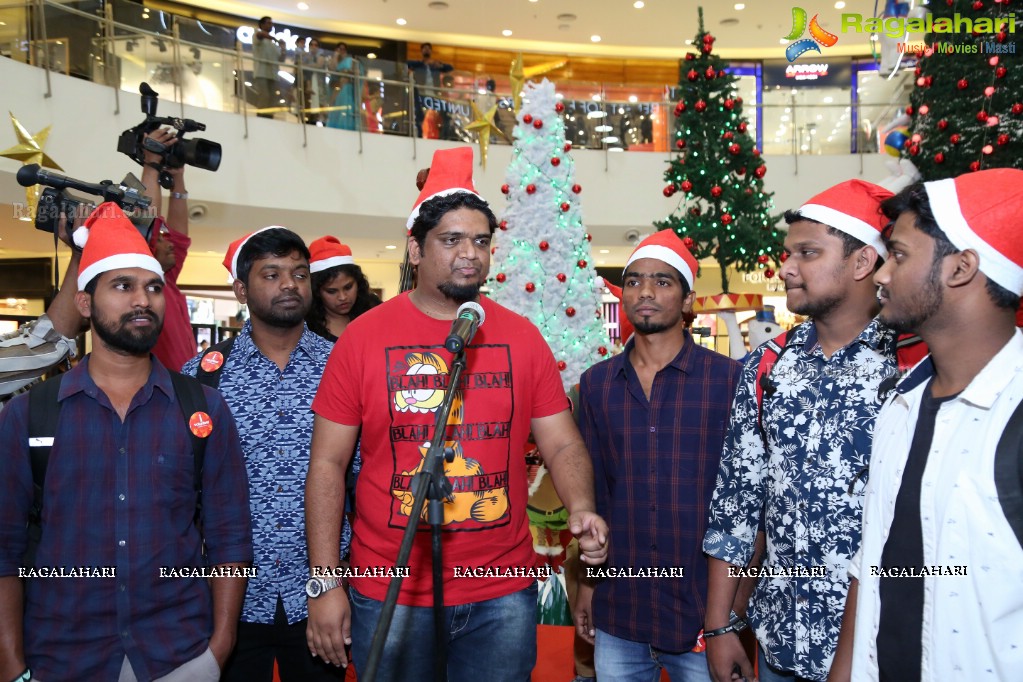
[168,371,209,499]
[25,373,66,566]
[194,337,236,389]
[994,397,1023,548]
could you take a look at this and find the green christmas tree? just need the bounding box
[655,7,782,294]
[903,1,1023,180]
[489,79,609,391]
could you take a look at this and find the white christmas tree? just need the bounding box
[489,79,609,391]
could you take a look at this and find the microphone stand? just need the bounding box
[362,349,467,682]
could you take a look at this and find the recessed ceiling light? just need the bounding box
[685,39,693,45]
[634,0,645,7]
[502,29,513,36]
[367,52,377,59]
[602,136,619,143]
[396,17,407,25]
[557,13,577,21]
[720,18,739,26]
[428,1,449,8]
[834,1,846,8]
[779,38,788,44]
[591,35,601,42]
[212,62,221,67]
[529,0,539,3]
[599,249,610,254]
[594,124,613,132]
[297,2,309,9]
[734,3,745,9]
[628,95,638,103]
[385,244,398,250]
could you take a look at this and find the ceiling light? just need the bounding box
[502,29,512,36]
[634,0,644,7]
[601,136,619,143]
[385,245,397,250]
[779,38,788,44]
[297,2,309,9]
[529,0,539,3]
[599,249,610,254]
[608,147,624,152]
[587,110,607,119]
[734,3,745,9]
[591,35,601,42]
[594,124,613,132]
[834,1,846,8]
[367,52,376,59]
[823,96,834,103]
[591,94,602,101]
[396,17,407,25]
[212,62,221,67]
[628,95,638,103]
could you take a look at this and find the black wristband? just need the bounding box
[703,613,747,638]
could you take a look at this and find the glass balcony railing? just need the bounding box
[0,0,913,155]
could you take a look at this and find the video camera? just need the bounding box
[117,82,222,190]
[17,163,157,244]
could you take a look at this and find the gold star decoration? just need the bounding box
[509,54,568,114]
[465,102,509,169]
[1,112,63,222]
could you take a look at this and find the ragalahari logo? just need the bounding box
[783,7,839,62]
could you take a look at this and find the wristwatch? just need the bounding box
[305,576,341,598]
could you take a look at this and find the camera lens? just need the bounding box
[181,138,222,172]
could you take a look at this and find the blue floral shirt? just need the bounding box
[703,318,897,681]
[183,322,348,624]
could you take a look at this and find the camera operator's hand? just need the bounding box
[142,127,178,166]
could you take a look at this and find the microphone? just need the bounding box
[16,164,108,196]
[445,301,485,354]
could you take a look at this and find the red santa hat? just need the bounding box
[624,230,699,290]
[797,179,893,260]
[74,202,164,290]
[407,147,486,230]
[604,283,636,344]
[223,226,289,280]
[309,236,355,273]
[924,168,1023,296]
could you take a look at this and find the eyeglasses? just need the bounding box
[846,466,869,496]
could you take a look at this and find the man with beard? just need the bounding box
[574,231,741,681]
[305,147,608,681]
[181,227,342,682]
[703,180,901,682]
[0,203,252,682]
[829,170,1023,682]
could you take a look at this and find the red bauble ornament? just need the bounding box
[526,183,537,194]
[721,213,733,225]
[551,157,561,167]
[738,122,748,133]
[501,184,510,194]
[754,166,766,178]
[745,188,753,195]
[1013,103,1023,115]
[705,66,716,80]
[577,259,588,268]
[737,166,747,176]
[680,180,693,192]
[556,273,567,282]
[970,161,981,172]
[663,185,676,197]
[565,307,576,317]
[586,233,592,241]
[674,102,685,116]
[752,148,761,157]
[718,69,726,78]
[525,282,536,293]
[728,143,741,155]
[533,119,544,129]
[908,144,920,156]
[937,119,948,131]
[710,185,723,197]
[695,100,707,112]
[916,77,927,87]
[972,0,983,9]
[499,220,508,230]
[685,52,696,61]
[950,133,961,144]
[724,98,735,110]
[919,105,929,115]
[539,241,549,251]
[957,78,969,90]
[997,31,1008,43]
[998,134,1010,145]
[555,101,565,113]
[915,66,922,76]
[723,131,734,140]
[682,237,695,248]
[495,273,506,283]
[560,202,570,212]
[990,56,1000,66]
[598,346,608,357]
[572,184,582,193]
[690,207,701,216]
[983,144,994,155]
[925,76,933,87]
[687,69,699,82]
[523,113,533,124]
[977,111,989,123]
[757,254,769,264]
[985,86,996,97]
[701,42,712,54]
[764,268,775,279]
[676,138,687,149]
[564,142,572,152]
[905,105,914,115]
[996,66,1008,79]
[557,361,567,371]
[934,152,945,163]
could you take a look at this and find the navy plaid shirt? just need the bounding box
[0,356,253,681]
[578,334,741,652]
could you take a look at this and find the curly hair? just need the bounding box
[306,262,381,338]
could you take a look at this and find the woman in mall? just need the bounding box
[326,42,363,130]
[306,236,381,341]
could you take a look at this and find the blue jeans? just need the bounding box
[594,629,711,682]
[757,648,815,682]
[349,582,537,682]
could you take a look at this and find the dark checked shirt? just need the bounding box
[0,356,252,682]
[703,319,897,681]
[183,321,347,625]
[578,333,741,652]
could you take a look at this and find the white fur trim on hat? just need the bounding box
[229,225,288,281]
[406,188,487,229]
[798,203,889,260]
[625,244,695,289]
[925,178,1023,295]
[77,252,165,291]
[310,254,355,273]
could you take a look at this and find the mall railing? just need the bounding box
[0,0,907,158]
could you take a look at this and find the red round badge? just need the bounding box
[189,411,213,439]
[200,351,224,372]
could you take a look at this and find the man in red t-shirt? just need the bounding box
[305,147,609,681]
[140,129,195,371]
